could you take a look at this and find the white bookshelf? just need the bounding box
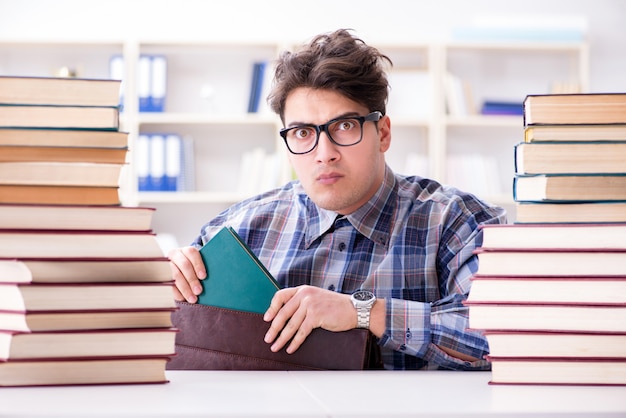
[0,38,589,243]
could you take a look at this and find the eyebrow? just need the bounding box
[285,111,362,128]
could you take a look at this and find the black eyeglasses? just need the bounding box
[280,111,382,155]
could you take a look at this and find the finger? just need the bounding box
[180,246,207,280]
[264,288,298,344]
[168,246,205,303]
[270,306,308,353]
[169,258,197,303]
[264,287,296,322]
[285,315,314,354]
[172,285,185,302]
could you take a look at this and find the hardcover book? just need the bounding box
[478,223,626,249]
[465,302,626,332]
[0,128,129,148]
[514,141,626,175]
[0,328,177,361]
[472,248,626,277]
[0,145,128,164]
[0,104,119,130]
[0,76,121,107]
[0,357,169,387]
[515,201,626,224]
[0,258,172,284]
[523,93,626,126]
[0,184,121,206]
[0,230,165,259]
[0,161,125,187]
[197,226,280,314]
[487,357,626,386]
[468,276,626,304]
[0,282,176,311]
[482,331,626,359]
[524,124,626,142]
[0,308,175,333]
[513,173,626,202]
[0,204,155,231]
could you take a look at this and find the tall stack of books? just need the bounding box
[466,93,626,386]
[0,76,176,387]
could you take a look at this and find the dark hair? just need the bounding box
[268,29,393,122]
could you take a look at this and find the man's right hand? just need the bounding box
[168,246,206,303]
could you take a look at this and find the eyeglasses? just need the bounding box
[280,111,382,155]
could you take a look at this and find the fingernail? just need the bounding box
[193,285,203,295]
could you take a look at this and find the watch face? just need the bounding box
[353,290,374,301]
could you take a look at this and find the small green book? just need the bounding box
[197,226,281,314]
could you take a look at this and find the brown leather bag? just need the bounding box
[167,301,382,370]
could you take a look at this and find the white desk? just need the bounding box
[1,370,625,417]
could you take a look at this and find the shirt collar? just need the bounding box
[304,165,396,249]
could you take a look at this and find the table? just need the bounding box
[1,370,625,417]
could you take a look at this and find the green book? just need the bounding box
[197,226,280,314]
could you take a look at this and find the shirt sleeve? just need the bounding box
[379,195,506,370]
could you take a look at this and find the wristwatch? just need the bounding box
[350,290,376,329]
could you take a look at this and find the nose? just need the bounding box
[314,130,340,162]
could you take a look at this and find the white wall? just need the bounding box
[0,0,625,92]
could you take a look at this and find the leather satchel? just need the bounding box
[167,301,382,370]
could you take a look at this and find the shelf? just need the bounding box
[137,112,277,126]
[445,41,588,52]
[0,37,589,240]
[137,191,248,204]
[445,115,522,128]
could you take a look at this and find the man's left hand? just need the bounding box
[263,285,355,354]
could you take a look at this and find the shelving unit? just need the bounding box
[0,38,589,244]
[442,41,589,210]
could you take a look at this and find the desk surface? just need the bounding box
[1,370,626,417]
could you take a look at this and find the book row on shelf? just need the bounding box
[444,72,582,118]
[109,54,272,115]
[110,54,167,113]
[134,134,286,196]
[466,92,626,386]
[0,75,175,387]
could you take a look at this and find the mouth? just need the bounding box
[316,172,343,185]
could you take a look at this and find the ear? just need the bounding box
[378,114,391,153]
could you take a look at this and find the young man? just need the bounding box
[169,29,507,370]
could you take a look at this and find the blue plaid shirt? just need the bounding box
[193,165,506,370]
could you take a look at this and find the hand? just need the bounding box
[263,285,356,354]
[168,246,206,303]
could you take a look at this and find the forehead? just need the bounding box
[283,88,368,125]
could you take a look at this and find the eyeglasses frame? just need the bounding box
[279,111,383,155]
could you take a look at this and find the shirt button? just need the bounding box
[328,284,335,291]
[338,242,346,251]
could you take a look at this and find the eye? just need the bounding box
[293,127,314,140]
[336,119,357,131]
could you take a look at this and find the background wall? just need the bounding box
[1,0,625,247]
[0,0,624,92]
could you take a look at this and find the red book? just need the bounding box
[478,223,626,250]
[0,328,177,361]
[0,282,176,312]
[0,357,170,387]
[0,229,165,259]
[0,308,175,333]
[487,356,626,386]
[465,301,626,333]
[0,257,172,284]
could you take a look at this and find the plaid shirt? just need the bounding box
[193,165,506,370]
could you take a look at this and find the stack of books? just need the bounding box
[0,76,130,205]
[0,76,176,387]
[466,92,626,386]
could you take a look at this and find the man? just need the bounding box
[169,29,507,370]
